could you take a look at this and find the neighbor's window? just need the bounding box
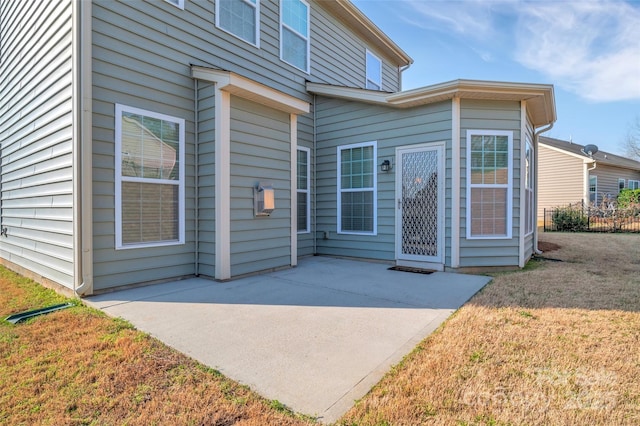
[629,180,640,190]
[589,175,597,203]
[365,50,382,90]
[525,136,534,235]
[297,147,310,233]
[280,0,309,72]
[619,178,626,192]
[115,104,185,249]
[216,0,260,46]
[338,142,377,234]
[467,130,512,239]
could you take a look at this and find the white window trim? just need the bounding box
[164,0,185,9]
[466,129,513,240]
[297,146,311,234]
[115,104,185,250]
[619,178,626,191]
[337,141,377,235]
[279,0,310,73]
[215,0,261,48]
[365,49,382,90]
[525,137,534,236]
[629,180,640,190]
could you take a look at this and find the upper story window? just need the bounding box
[164,0,185,9]
[216,0,260,46]
[115,104,185,249]
[467,130,512,239]
[280,0,309,72]
[338,142,377,235]
[366,50,382,90]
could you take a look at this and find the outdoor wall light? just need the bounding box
[380,159,392,172]
[254,182,275,217]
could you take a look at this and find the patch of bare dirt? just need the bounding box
[538,240,561,252]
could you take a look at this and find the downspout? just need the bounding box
[194,79,200,275]
[398,63,411,90]
[533,122,553,255]
[312,94,317,254]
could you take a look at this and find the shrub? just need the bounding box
[552,205,588,231]
[617,188,640,209]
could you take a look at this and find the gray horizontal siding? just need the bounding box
[459,99,522,268]
[591,164,640,204]
[0,0,75,288]
[314,96,452,262]
[230,97,292,276]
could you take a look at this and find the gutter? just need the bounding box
[72,0,94,296]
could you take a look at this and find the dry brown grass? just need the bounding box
[340,233,640,426]
[0,268,314,426]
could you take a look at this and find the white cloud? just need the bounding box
[514,1,640,102]
[399,0,640,102]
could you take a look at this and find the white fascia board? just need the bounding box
[539,142,595,164]
[191,66,309,114]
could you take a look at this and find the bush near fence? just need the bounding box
[544,191,640,233]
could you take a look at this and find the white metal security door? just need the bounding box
[395,144,444,266]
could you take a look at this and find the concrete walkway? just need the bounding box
[86,257,490,423]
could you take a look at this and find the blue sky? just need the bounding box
[352,0,640,155]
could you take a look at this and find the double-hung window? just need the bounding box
[365,50,382,90]
[467,130,512,239]
[338,142,377,234]
[619,178,626,191]
[297,147,310,233]
[280,0,309,72]
[524,137,534,235]
[115,104,185,249]
[589,176,598,203]
[216,0,260,46]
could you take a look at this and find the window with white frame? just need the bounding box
[115,104,185,249]
[365,50,382,90]
[216,0,260,46]
[338,142,377,234]
[280,0,309,72]
[164,0,184,9]
[589,176,598,203]
[467,130,512,239]
[525,136,534,235]
[629,180,640,190]
[619,178,626,192]
[297,147,310,233]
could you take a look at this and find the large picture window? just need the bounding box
[297,147,310,233]
[467,130,512,239]
[365,50,382,90]
[280,0,309,72]
[115,104,185,249]
[216,0,260,46]
[338,142,377,234]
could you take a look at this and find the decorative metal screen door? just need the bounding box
[395,144,444,264]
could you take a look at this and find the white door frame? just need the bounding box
[395,142,445,270]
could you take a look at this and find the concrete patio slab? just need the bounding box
[86,257,491,423]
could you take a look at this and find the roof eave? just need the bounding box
[318,0,413,67]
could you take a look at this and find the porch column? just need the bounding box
[215,87,231,280]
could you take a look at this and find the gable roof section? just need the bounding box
[540,136,640,171]
[307,79,556,127]
[318,0,413,67]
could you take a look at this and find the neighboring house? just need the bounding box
[0,0,556,296]
[538,137,640,222]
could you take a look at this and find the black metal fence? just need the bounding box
[544,201,640,233]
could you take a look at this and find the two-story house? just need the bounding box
[0,0,556,296]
